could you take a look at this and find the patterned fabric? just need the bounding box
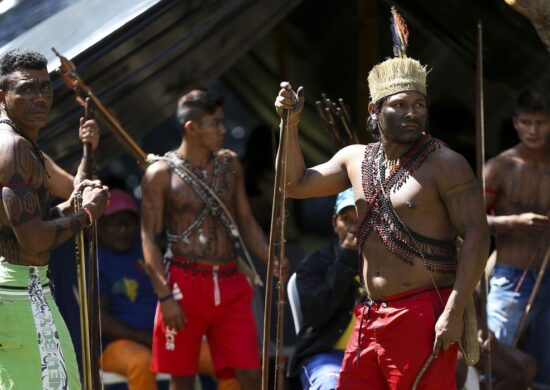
[0,260,80,389]
[357,135,458,273]
[28,267,68,389]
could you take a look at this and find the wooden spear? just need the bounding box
[52,48,147,165]
[475,21,492,390]
[512,243,550,347]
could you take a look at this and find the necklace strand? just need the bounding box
[175,152,212,179]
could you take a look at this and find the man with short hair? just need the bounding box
[141,88,270,390]
[0,48,108,388]
[289,188,361,390]
[485,85,550,385]
[274,22,489,389]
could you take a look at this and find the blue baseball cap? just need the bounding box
[334,188,355,215]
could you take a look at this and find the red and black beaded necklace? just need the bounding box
[357,135,458,273]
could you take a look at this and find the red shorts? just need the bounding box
[337,286,458,390]
[151,257,260,376]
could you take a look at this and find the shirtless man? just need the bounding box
[141,88,270,390]
[0,49,108,388]
[485,85,550,385]
[275,54,489,388]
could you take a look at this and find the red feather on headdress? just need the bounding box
[390,7,409,57]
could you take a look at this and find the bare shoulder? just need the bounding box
[485,146,519,171]
[336,143,367,164]
[142,159,171,187]
[0,129,17,166]
[429,145,471,170]
[428,146,477,195]
[217,148,239,163]
[217,148,243,171]
[217,148,238,159]
[0,130,36,182]
[338,144,366,157]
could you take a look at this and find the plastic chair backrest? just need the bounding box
[287,273,303,334]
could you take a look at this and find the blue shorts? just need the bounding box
[300,351,344,390]
[487,263,550,384]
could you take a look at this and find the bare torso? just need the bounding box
[163,149,239,264]
[487,146,550,269]
[347,144,456,299]
[0,130,51,266]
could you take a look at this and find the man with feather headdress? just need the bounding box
[274,8,489,389]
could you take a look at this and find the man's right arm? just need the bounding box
[141,162,185,330]
[275,82,351,198]
[1,139,107,255]
[141,162,170,297]
[485,157,548,234]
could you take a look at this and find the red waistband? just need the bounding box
[170,255,238,271]
[370,285,453,303]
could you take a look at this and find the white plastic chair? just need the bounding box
[287,273,303,334]
[101,371,172,387]
[463,366,480,390]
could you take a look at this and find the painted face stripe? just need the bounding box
[28,267,68,390]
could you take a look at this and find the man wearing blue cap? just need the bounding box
[288,188,361,390]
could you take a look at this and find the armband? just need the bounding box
[158,292,174,302]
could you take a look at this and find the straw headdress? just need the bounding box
[368,7,427,103]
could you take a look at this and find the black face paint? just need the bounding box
[378,92,428,145]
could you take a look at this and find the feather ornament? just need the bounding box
[390,6,409,58]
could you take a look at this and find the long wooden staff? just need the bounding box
[72,98,102,389]
[51,48,147,164]
[475,21,492,390]
[512,243,550,347]
[73,192,94,389]
[261,109,291,390]
[83,98,103,389]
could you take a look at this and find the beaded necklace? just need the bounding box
[174,152,212,179]
[357,135,458,273]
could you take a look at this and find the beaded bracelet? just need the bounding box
[82,206,94,227]
[158,292,174,302]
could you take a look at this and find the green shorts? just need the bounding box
[0,260,80,389]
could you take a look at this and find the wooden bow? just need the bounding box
[73,98,101,389]
[512,242,550,347]
[261,110,291,390]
